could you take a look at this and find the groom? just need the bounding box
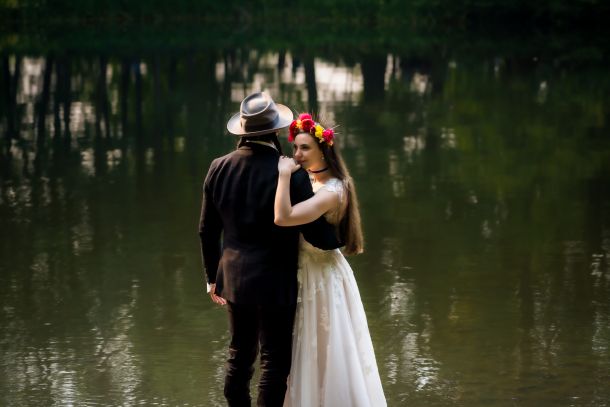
[199,92,341,406]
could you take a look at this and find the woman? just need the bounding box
[275,114,387,407]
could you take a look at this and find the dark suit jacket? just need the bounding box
[199,143,342,305]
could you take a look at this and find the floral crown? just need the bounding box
[288,113,335,146]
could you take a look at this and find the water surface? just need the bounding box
[1,39,609,406]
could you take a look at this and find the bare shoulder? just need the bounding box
[313,186,341,206]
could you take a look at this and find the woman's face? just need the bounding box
[293,133,325,171]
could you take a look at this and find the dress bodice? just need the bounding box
[312,177,346,226]
[300,177,345,259]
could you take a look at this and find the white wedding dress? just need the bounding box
[284,178,387,407]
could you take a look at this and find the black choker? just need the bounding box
[309,167,328,174]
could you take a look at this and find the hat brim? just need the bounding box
[226,103,294,136]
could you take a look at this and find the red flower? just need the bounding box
[322,128,334,144]
[300,118,314,133]
[298,113,312,121]
[288,120,298,142]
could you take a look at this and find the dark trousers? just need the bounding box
[224,301,296,407]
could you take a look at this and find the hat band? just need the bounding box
[242,115,280,132]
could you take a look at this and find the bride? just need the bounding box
[274,114,387,407]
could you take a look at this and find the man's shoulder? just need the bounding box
[291,168,312,184]
[208,150,241,169]
[216,149,240,162]
[205,151,234,183]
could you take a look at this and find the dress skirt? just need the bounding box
[283,240,387,407]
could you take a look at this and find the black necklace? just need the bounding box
[309,167,328,174]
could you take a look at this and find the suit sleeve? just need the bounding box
[199,164,223,285]
[290,169,343,250]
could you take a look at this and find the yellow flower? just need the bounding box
[315,124,324,138]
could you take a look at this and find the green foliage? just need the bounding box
[2,0,610,27]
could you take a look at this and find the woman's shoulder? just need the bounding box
[320,177,344,193]
[314,178,345,207]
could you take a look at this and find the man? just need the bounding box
[199,92,341,406]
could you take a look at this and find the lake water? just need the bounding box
[1,37,609,406]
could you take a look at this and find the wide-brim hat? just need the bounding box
[226,92,294,136]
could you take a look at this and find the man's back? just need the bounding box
[200,143,314,305]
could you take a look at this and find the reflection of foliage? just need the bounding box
[1,42,609,405]
[351,59,610,248]
[337,54,610,406]
[3,0,610,25]
[1,1,609,67]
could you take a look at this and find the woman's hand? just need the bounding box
[278,156,301,176]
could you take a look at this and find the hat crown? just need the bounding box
[242,95,270,115]
[240,92,278,131]
[226,92,294,136]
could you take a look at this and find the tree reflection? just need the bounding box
[360,53,386,102]
[2,55,21,152]
[55,55,72,145]
[303,55,318,112]
[34,56,53,174]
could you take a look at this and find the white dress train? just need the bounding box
[284,178,387,407]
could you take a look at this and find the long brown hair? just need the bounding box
[315,135,364,255]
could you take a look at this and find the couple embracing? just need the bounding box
[199,92,386,407]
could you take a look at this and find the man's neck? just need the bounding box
[245,140,278,151]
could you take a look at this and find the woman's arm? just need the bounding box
[275,157,338,227]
